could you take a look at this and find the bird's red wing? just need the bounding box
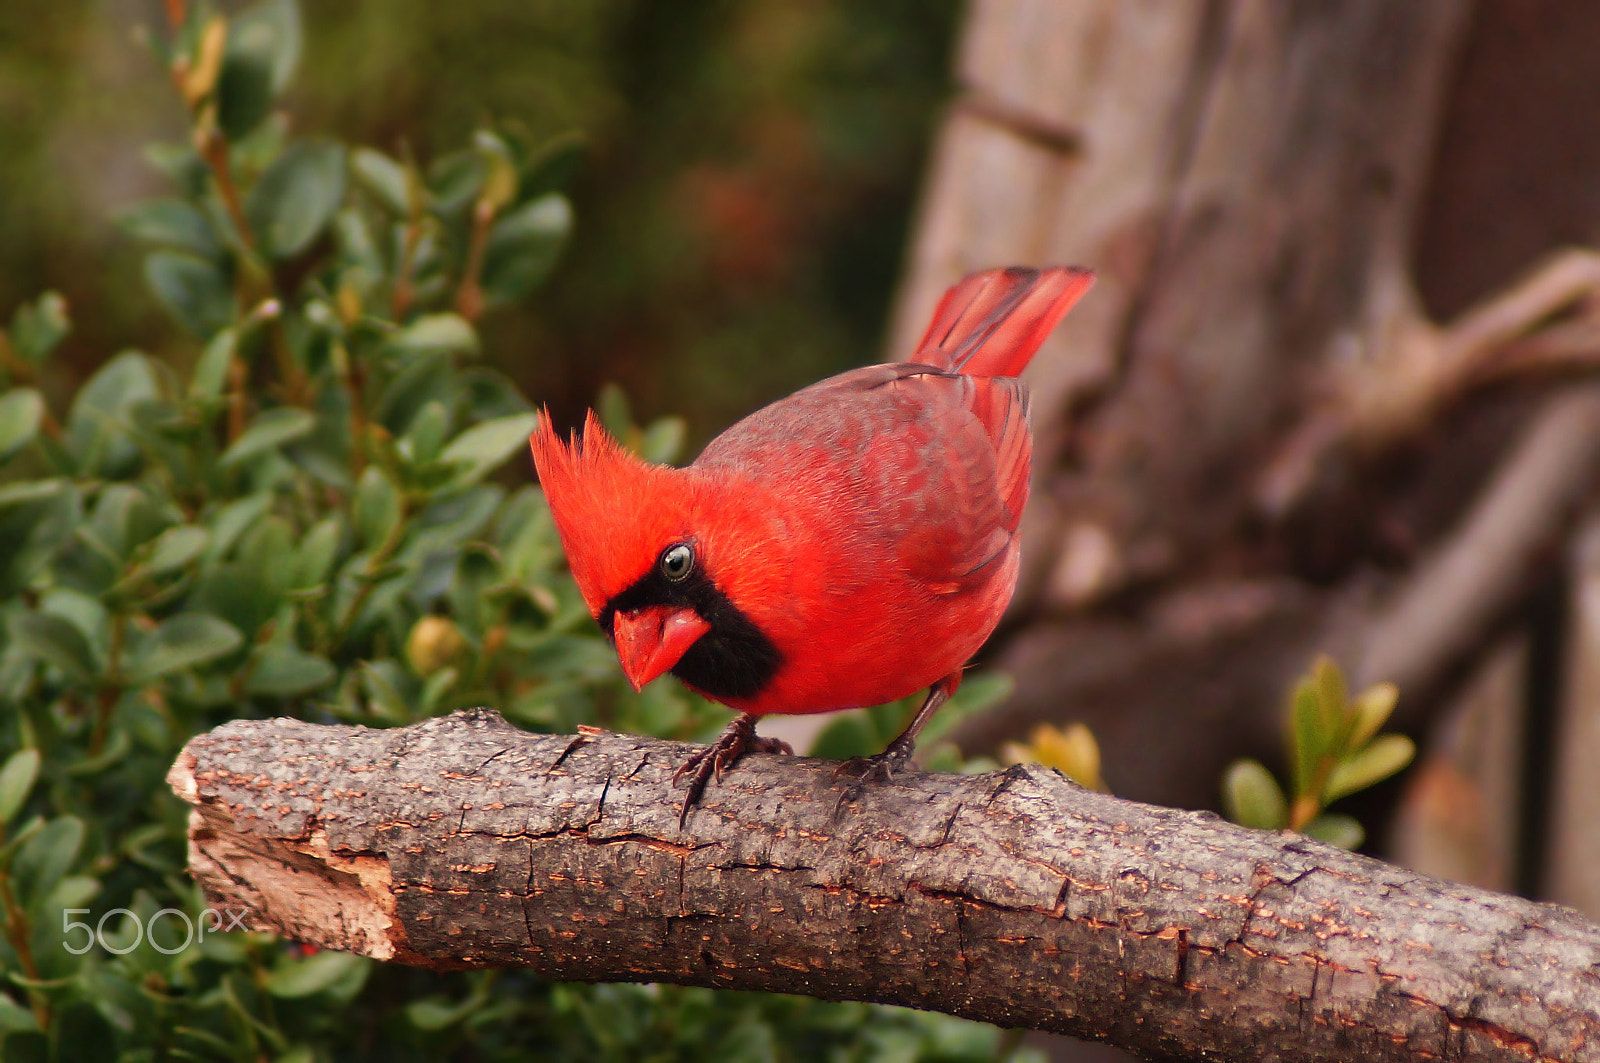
[876,370,1031,589]
[961,373,1032,535]
[697,364,1031,591]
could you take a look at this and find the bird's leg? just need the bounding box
[833,673,958,813]
[674,713,794,827]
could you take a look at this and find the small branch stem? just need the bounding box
[0,866,48,1030]
[454,200,495,323]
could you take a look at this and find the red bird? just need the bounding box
[530,266,1093,821]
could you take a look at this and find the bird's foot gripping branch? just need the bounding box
[170,708,1600,1063]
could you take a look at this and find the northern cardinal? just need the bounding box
[530,266,1093,822]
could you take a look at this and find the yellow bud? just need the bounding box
[478,155,518,217]
[406,616,468,676]
[181,17,229,108]
[1001,722,1107,793]
[336,284,362,325]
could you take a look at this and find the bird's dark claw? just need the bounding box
[831,735,918,818]
[675,714,793,827]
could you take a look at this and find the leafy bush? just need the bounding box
[1222,656,1414,849]
[0,3,1036,1060]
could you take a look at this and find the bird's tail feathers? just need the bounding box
[913,266,1094,378]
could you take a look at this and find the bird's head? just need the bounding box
[529,410,779,699]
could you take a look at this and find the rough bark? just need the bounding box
[170,710,1600,1063]
[893,0,1600,853]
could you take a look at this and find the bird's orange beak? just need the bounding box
[612,606,710,692]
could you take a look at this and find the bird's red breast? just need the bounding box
[530,266,1094,716]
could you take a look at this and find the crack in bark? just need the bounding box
[1392,987,1558,1063]
[472,747,510,775]
[545,733,588,774]
[589,771,612,828]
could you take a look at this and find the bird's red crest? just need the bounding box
[529,410,695,618]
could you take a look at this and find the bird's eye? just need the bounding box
[659,543,695,583]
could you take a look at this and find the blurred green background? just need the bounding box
[0,0,961,440]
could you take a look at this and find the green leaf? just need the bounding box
[916,673,1013,749]
[388,314,479,358]
[42,874,100,913]
[219,407,316,468]
[222,970,290,1051]
[426,149,485,215]
[145,251,237,338]
[711,1019,777,1063]
[0,480,64,509]
[143,141,207,194]
[480,194,572,306]
[1324,733,1415,804]
[124,613,243,683]
[462,368,532,422]
[82,482,167,562]
[217,43,274,142]
[142,524,210,576]
[1289,677,1324,797]
[403,401,450,465]
[596,383,632,438]
[0,388,44,464]
[637,417,686,465]
[1,1031,46,1060]
[7,611,98,684]
[418,666,458,714]
[517,130,585,200]
[438,413,538,487]
[352,467,401,549]
[246,140,347,260]
[232,0,301,92]
[64,727,131,777]
[8,291,70,362]
[472,129,518,213]
[291,516,343,589]
[360,660,411,723]
[1313,655,1348,734]
[334,207,383,281]
[188,562,275,642]
[204,493,274,562]
[406,995,479,1031]
[265,950,365,998]
[1303,812,1365,850]
[216,0,301,141]
[12,815,84,907]
[40,588,107,657]
[246,643,336,698]
[0,481,77,597]
[351,147,409,215]
[808,712,880,761]
[1222,759,1288,831]
[0,990,39,1034]
[67,350,157,426]
[1348,681,1400,750]
[190,327,238,402]
[0,749,41,826]
[65,351,159,477]
[114,199,222,257]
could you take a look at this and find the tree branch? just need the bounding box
[169,710,1600,1063]
[1354,382,1600,701]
